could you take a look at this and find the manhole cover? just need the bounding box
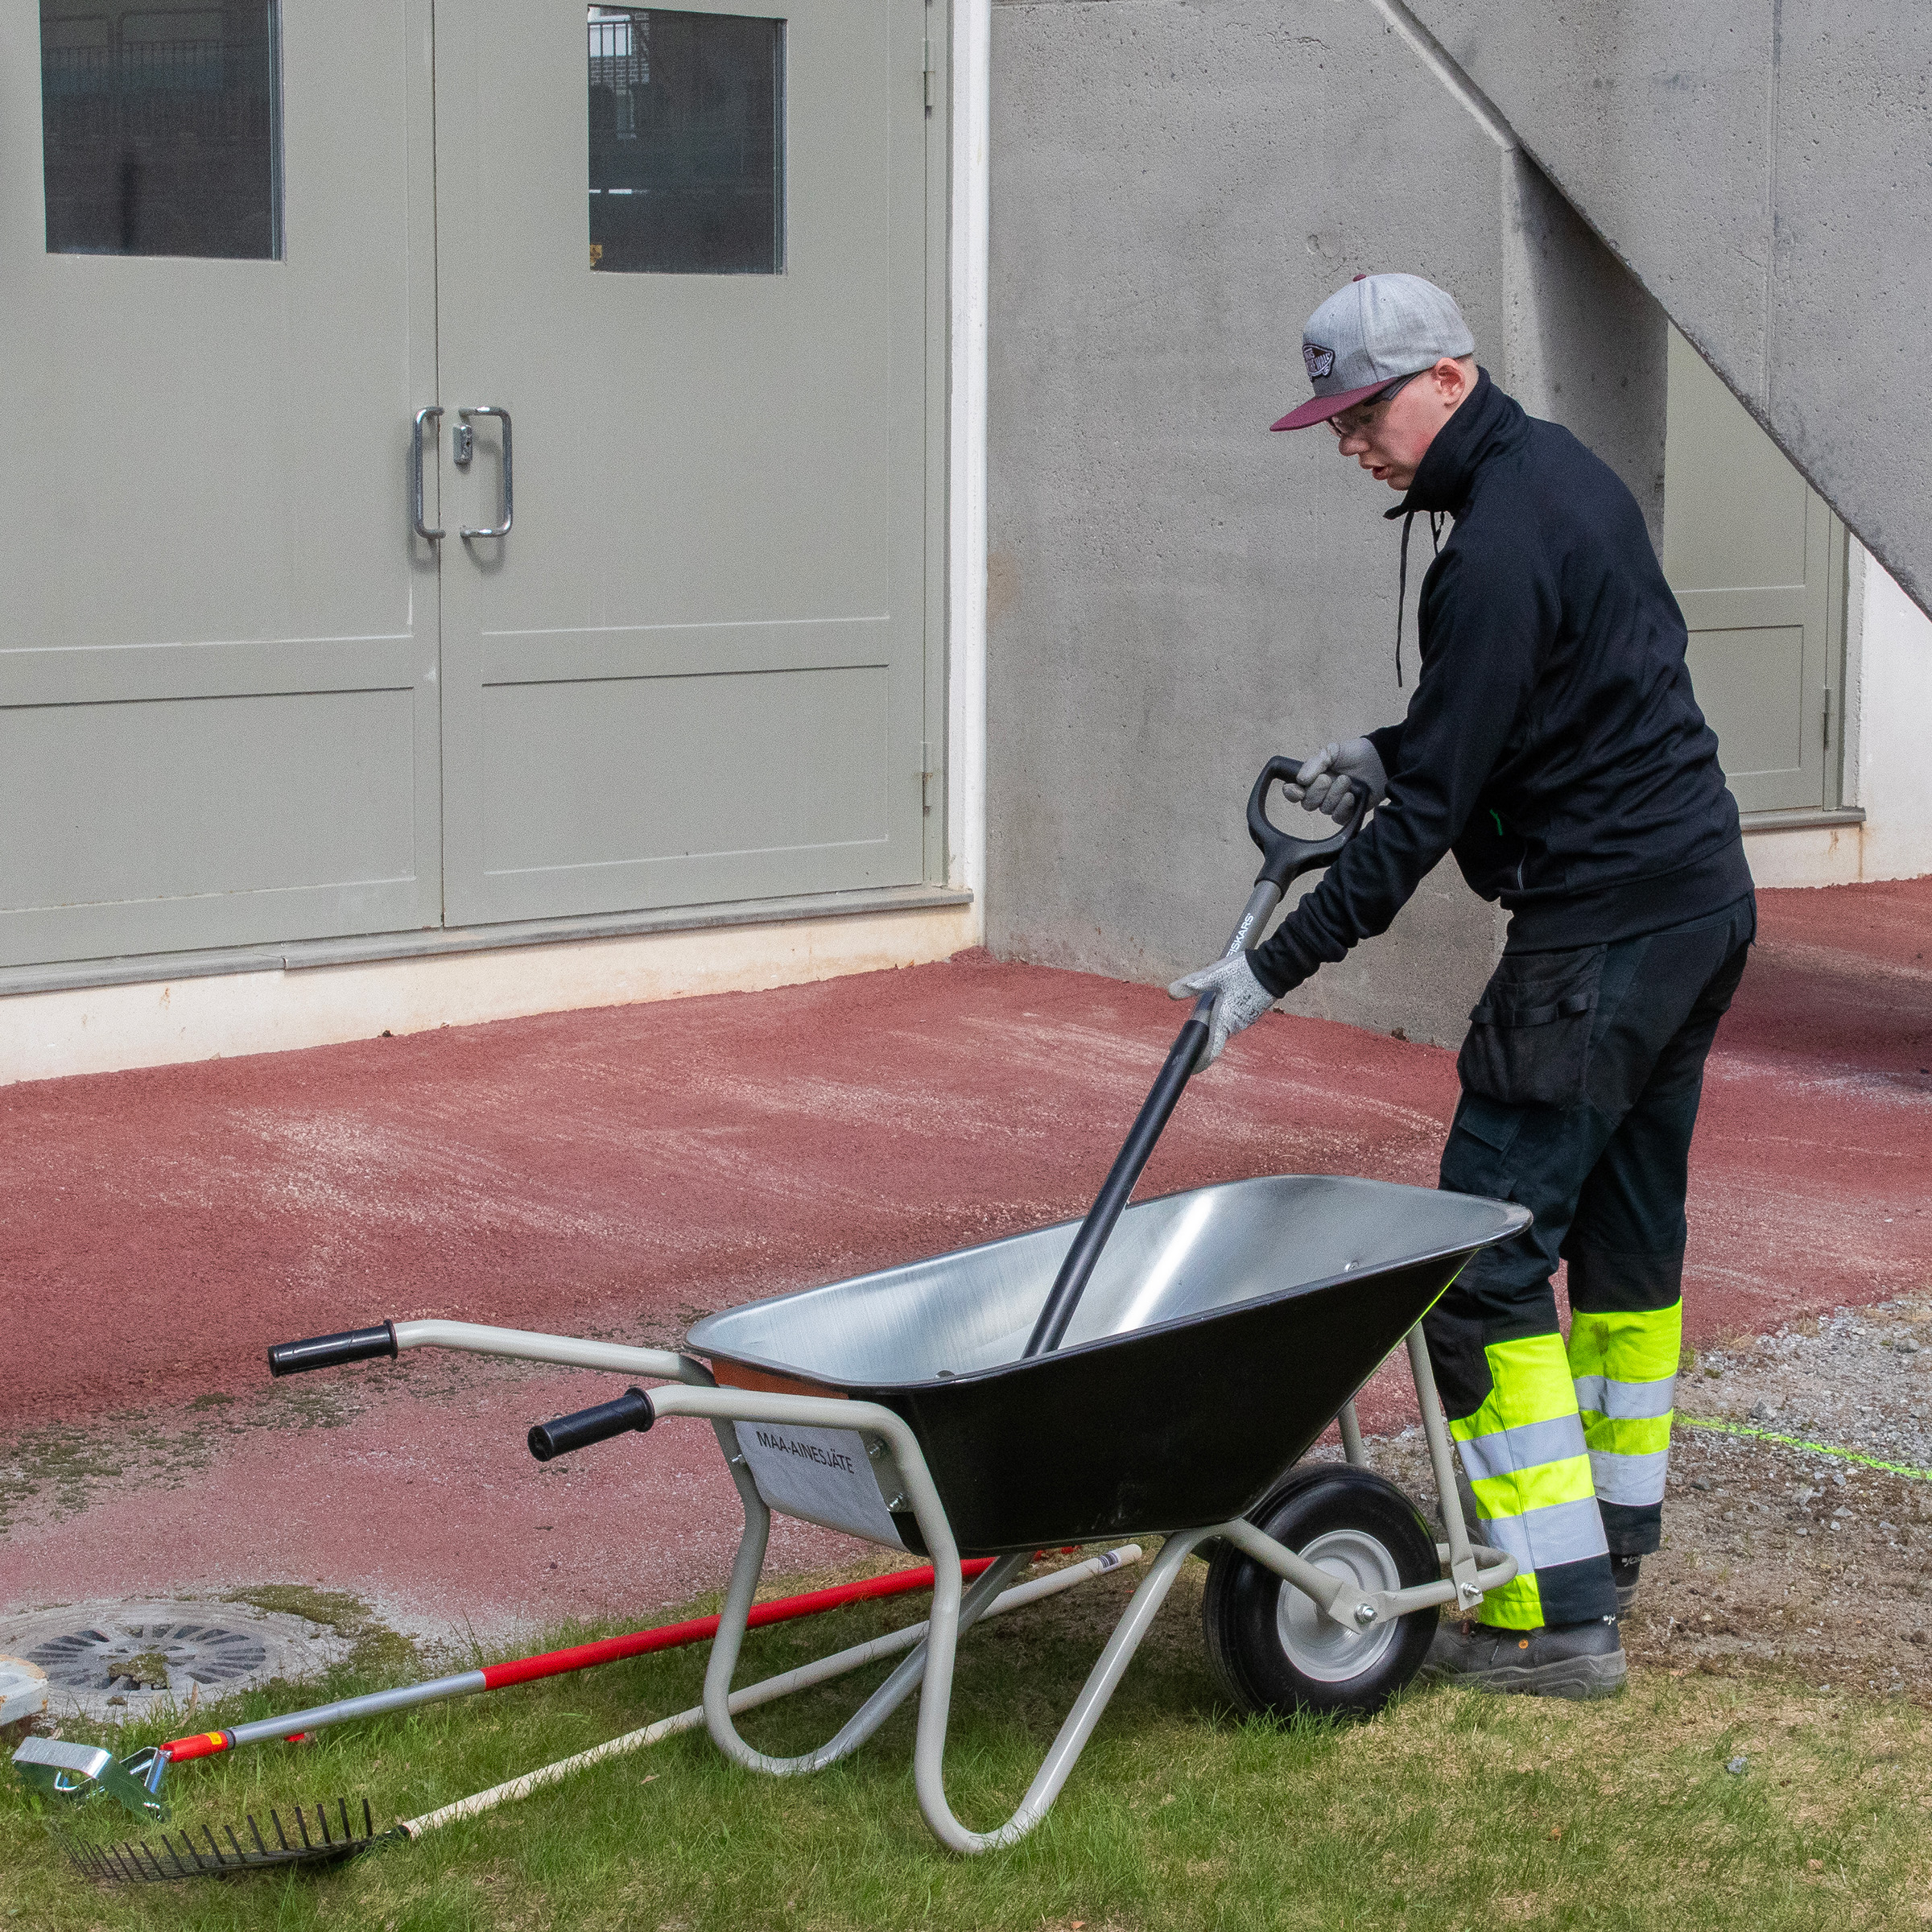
[28,1620,268,1695]
[0,1656,47,1725]
[0,1599,353,1721]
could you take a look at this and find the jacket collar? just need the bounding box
[1381,368,1523,522]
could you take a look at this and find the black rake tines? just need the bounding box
[55,1795,387,1883]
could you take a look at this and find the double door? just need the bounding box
[0,0,937,970]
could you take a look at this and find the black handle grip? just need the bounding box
[528,1388,657,1463]
[1245,754,1368,890]
[267,1323,397,1377]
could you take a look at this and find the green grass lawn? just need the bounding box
[6,1555,1930,1932]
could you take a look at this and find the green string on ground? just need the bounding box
[1678,1413,1932,1482]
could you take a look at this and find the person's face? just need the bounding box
[1328,357,1476,490]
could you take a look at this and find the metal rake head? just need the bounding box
[55,1794,390,1883]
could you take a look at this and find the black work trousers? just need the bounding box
[1425,891,1756,1629]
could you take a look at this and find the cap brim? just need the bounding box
[1269,377,1393,432]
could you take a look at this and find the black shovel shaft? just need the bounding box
[1023,1015,1209,1357]
[1019,754,1368,1361]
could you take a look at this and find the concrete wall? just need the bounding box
[1502,155,1668,550]
[1852,555,1932,881]
[1404,0,1932,621]
[985,0,1668,1042]
[1745,543,1932,889]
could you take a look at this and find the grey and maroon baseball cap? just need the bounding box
[1271,272,1476,431]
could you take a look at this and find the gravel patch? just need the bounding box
[1688,1296,1932,1473]
[1356,1294,1932,1703]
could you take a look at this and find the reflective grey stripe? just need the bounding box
[1455,1414,1588,1484]
[1468,1496,1609,1575]
[1573,1373,1678,1422]
[1589,1446,1671,1506]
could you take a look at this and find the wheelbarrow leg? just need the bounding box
[912,1528,1212,1856]
[1406,1326,1488,1615]
[1324,1331,1497,1617]
[701,1422,1026,1777]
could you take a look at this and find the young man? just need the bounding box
[1171,272,1754,1699]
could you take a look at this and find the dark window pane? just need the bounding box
[588,6,784,276]
[41,0,281,260]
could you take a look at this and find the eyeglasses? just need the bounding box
[1326,370,1422,438]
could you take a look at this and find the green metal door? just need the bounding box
[1663,327,1847,816]
[0,0,443,970]
[431,0,934,927]
[0,0,935,981]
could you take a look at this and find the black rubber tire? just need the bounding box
[1202,1462,1440,1719]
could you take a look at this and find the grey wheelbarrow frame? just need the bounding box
[264,755,1525,1853]
[269,1253,1519,1855]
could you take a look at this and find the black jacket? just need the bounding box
[1250,370,1749,999]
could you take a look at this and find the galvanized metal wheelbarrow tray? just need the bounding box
[270,1174,1526,1854]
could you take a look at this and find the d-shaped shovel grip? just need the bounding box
[1247,754,1369,890]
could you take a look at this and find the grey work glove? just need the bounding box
[1285,739,1388,824]
[1166,950,1276,1067]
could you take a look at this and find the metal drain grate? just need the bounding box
[0,1599,353,1719]
[28,1620,269,1695]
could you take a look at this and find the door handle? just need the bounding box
[411,406,444,541]
[458,406,513,539]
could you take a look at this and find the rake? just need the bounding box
[37,1549,1134,1883]
[19,1563,989,1881]
[15,1552,995,1831]
[55,1797,382,1883]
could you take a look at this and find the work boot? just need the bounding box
[1610,1554,1641,1615]
[1422,1615,1627,1700]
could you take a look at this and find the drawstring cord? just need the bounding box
[1393,510,1447,687]
[1395,514,1414,687]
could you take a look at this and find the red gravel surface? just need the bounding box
[4,877,1929,1641]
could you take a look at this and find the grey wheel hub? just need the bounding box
[1274,1527,1403,1683]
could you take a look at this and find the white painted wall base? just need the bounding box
[0,900,980,1088]
[1743,819,1878,890]
[1741,542,1932,891]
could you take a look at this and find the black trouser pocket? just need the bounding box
[1456,944,1607,1108]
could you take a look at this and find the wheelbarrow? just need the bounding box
[268,761,1530,1854]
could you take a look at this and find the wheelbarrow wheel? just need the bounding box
[1202,1463,1439,1719]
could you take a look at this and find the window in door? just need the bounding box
[587,6,784,275]
[1662,327,1847,816]
[39,0,281,259]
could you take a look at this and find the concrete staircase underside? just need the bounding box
[1402,0,1932,620]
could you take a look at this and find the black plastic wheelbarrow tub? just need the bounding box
[687,1174,1526,1557]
